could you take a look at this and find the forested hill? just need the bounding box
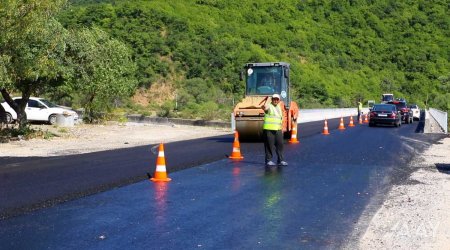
[60,0,449,114]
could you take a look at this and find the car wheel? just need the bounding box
[48,114,57,125]
[5,113,13,124]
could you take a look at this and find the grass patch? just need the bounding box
[58,127,69,134]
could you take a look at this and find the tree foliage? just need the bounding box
[65,27,137,122]
[0,0,137,127]
[59,0,448,118]
[0,0,69,128]
[2,0,448,126]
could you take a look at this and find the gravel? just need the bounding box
[348,112,450,249]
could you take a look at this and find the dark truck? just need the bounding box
[381,93,394,103]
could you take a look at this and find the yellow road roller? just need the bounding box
[232,62,299,140]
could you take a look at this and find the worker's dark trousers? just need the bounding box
[263,129,284,163]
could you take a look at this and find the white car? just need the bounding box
[1,97,79,124]
[409,104,420,120]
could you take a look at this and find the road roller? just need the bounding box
[232,62,299,140]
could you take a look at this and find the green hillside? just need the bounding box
[59,0,449,118]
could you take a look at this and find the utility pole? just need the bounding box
[175,93,178,111]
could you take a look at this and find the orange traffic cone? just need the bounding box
[322,119,330,135]
[364,114,369,123]
[150,143,172,182]
[359,115,363,124]
[348,116,355,127]
[338,117,346,130]
[289,121,300,144]
[229,131,244,160]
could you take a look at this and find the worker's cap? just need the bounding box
[272,94,281,99]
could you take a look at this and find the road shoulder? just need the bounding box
[353,136,450,249]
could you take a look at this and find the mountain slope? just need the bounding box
[60,0,449,114]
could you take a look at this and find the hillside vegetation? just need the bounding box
[50,0,450,119]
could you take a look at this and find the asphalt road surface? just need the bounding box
[0,116,445,249]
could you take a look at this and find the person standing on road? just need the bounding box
[357,101,363,121]
[262,94,287,167]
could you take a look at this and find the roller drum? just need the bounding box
[235,118,264,141]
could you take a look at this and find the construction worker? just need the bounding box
[357,100,363,121]
[262,93,287,166]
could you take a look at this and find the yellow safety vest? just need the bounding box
[263,103,282,130]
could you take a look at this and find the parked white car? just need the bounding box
[1,97,79,124]
[409,104,421,120]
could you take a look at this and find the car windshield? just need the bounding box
[39,99,58,108]
[382,94,393,102]
[372,104,395,112]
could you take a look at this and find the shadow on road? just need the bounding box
[436,163,450,174]
[415,110,426,133]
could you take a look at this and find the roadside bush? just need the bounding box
[199,101,219,120]
[157,100,175,118]
[0,126,55,141]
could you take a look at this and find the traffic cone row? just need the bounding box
[322,114,364,136]
[149,113,363,182]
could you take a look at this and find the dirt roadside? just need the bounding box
[0,122,231,157]
[349,135,450,250]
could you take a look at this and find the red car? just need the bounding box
[387,101,413,124]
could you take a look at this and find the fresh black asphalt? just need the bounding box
[0,117,344,219]
[0,115,445,249]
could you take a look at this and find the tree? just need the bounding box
[65,27,137,122]
[0,0,69,129]
[0,55,11,124]
[1,0,137,128]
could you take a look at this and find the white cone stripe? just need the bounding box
[233,148,240,152]
[158,151,165,157]
[156,165,167,172]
